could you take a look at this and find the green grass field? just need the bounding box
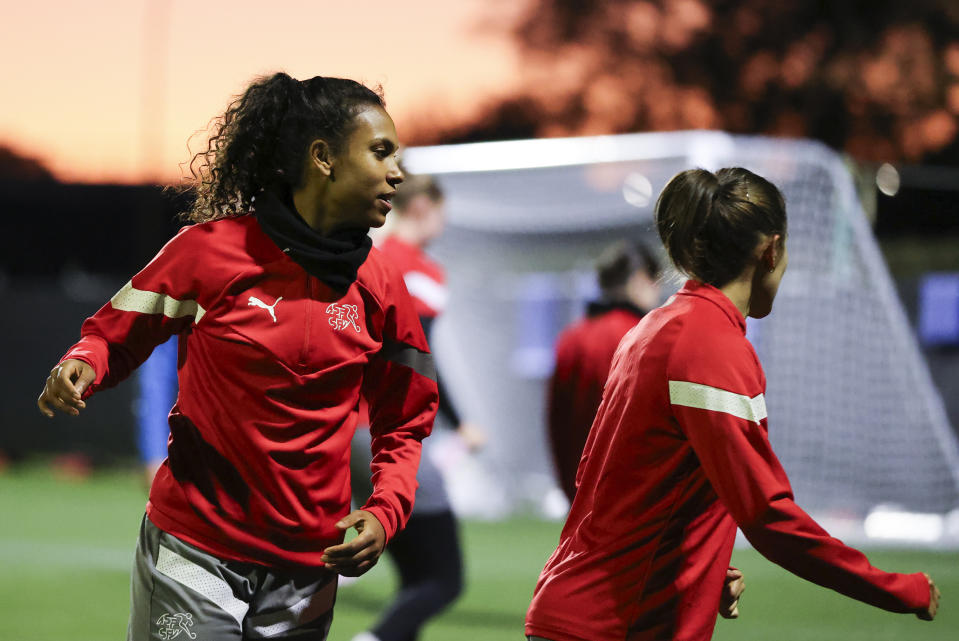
[1,465,955,641]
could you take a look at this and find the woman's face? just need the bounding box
[324,105,404,232]
[748,237,788,319]
[404,193,447,245]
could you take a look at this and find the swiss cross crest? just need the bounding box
[156,612,197,639]
[326,303,361,333]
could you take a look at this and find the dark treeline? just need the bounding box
[411,0,959,166]
[1,178,188,278]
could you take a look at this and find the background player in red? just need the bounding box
[525,167,940,641]
[376,174,484,453]
[548,240,661,503]
[37,72,438,641]
[351,173,484,641]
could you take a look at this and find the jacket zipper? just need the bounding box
[300,276,314,365]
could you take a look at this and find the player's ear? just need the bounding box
[758,234,781,272]
[307,139,334,178]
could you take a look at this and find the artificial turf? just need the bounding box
[1,464,955,641]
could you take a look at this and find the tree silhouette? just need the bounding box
[0,145,56,182]
[417,0,959,164]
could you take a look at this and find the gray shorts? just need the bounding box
[128,516,337,640]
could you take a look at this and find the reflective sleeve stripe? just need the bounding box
[155,545,248,625]
[247,578,336,637]
[403,271,448,314]
[668,380,767,423]
[381,340,437,382]
[110,280,207,323]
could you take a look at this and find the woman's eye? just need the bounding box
[373,148,389,158]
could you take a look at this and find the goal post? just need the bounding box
[404,131,959,544]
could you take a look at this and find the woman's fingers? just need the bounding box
[330,559,376,578]
[918,573,940,621]
[72,362,96,397]
[37,388,57,417]
[37,360,94,417]
[38,376,79,416]
[321,510,386,577]
[323,531,378,564]
[719,568,745,619]
[322,534,380,575]
[41,389,78,415]
[58,361,92,400]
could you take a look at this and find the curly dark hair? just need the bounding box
[180,72,384,223]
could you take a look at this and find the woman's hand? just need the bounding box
[456,421,487,452]
[37,359,96,417]
[321,510,386,577]
[918,573,940,620]
[719,567,746,619]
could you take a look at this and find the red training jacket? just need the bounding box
[62,215,438,568]
[548,303,644,502]
[526,280,929,641]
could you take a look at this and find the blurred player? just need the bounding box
[351,173,483,641]
[525,167,940,641]
[37,72,437,641]
[548,240,660,502]
[134,335,177,487]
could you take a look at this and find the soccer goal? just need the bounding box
[404,131,959,545]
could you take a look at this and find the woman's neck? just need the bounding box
[291,188,321,231]
[391,220,426,248]
[719,268,755,318]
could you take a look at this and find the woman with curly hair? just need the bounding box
[37,72,438,641]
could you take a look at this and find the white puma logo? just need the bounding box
[248,295,283,323]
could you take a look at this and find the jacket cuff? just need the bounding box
[59,335,109,396]
[360,503,399,545]
[903,571,932,613]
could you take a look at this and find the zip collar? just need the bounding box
[675,280,747,334]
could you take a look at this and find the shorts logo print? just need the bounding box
[326,303,361,333]
[156,612,197,640]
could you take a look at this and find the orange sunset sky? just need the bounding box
[1,0,526,184]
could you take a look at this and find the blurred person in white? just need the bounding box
[351,172,485,641]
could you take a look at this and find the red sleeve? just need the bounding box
[60,226,209,397]
[360,266,438,543]
[668,334,930,615]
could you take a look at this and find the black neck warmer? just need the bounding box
[253,188,372,293]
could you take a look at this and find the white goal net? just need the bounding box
[403,131,959,544]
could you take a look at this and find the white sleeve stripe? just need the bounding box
[403,271,448,313]
[110,280,206,323]
[669,380,767,423]
[155,545,248,625]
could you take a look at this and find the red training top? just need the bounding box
[526,280,929,641]
[548,303,644,502]
[62,216,437,568]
